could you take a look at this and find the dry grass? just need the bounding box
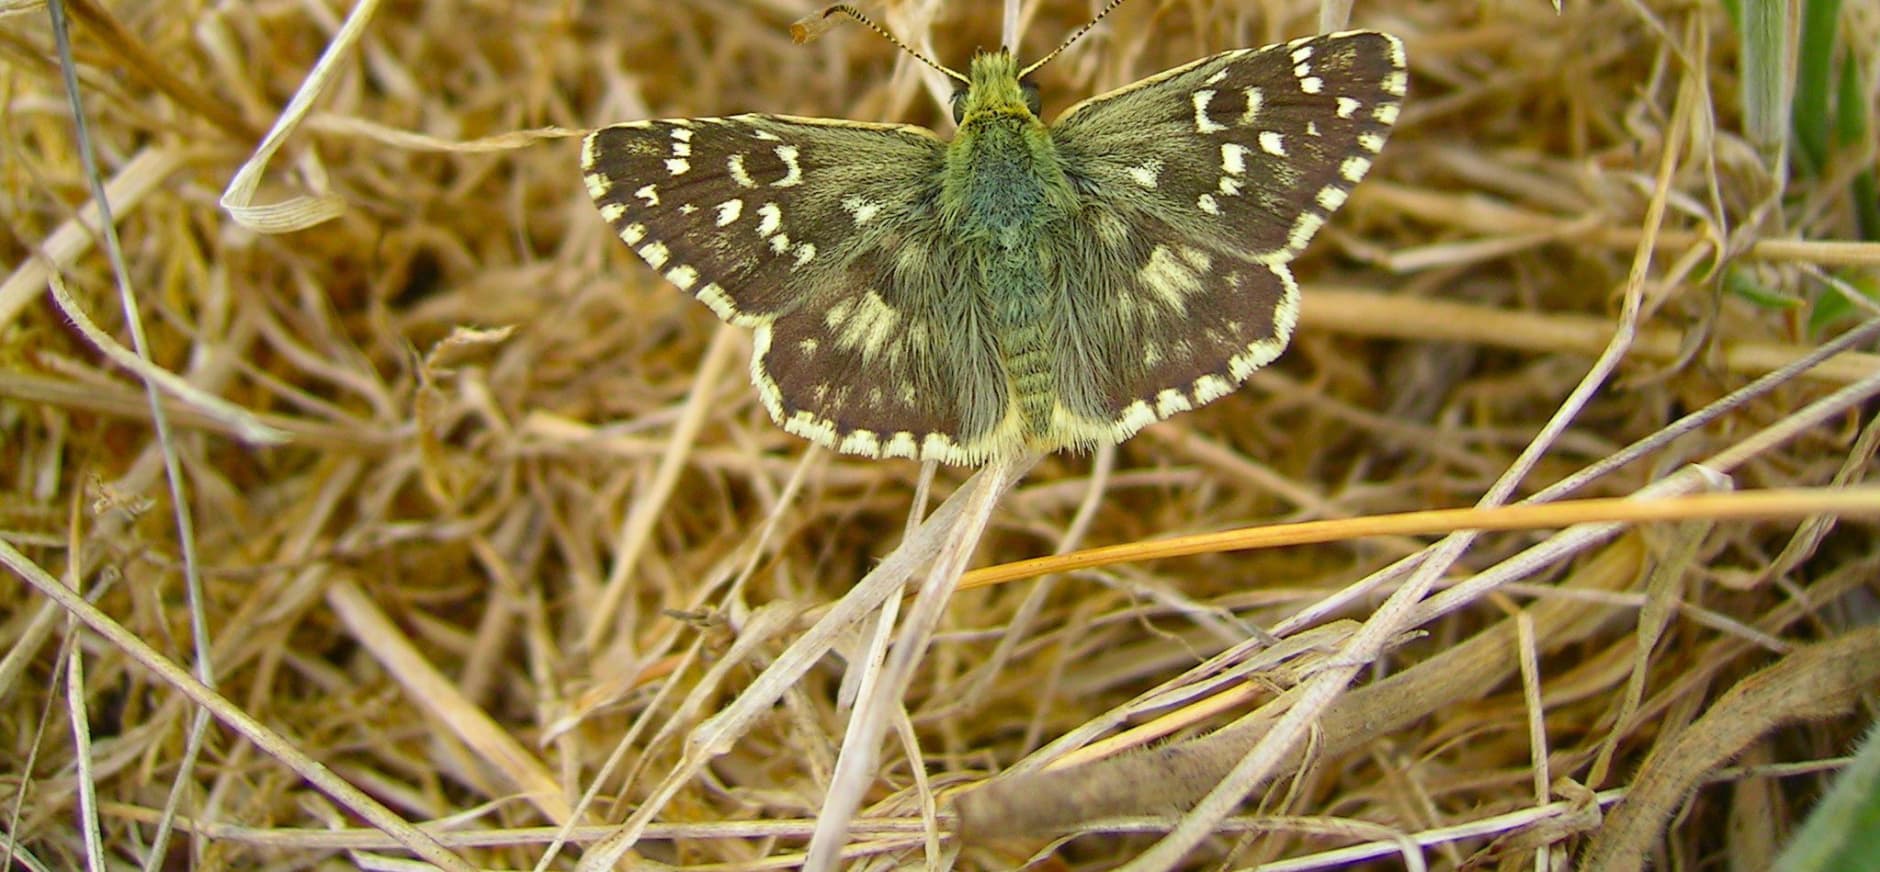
[3,0,1878,869]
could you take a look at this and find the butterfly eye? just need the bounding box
[949,87,969,123]
[1020,80,1041,116]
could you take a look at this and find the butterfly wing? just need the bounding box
[583,116,1014,463]
[1044,31,1406,444]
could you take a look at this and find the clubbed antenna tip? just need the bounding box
[791,3,968,84]
[787,4,847,44]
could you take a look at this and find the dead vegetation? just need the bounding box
[2,0,1877,869]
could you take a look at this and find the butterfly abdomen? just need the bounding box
[977,249,1055,438]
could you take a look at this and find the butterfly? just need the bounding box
[582,6,1405,464]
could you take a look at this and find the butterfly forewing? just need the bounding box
[583,116,942,323]
[1044,31,1405,443]
[1052,31,1405,261]
[582,116,1013,462]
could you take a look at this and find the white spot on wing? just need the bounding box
[921,433,958,461]
[842,195,881,224]
[1192,374,1233,403]
[1259,131,1286,156]
[727,154,757,188]
[824,298,852,328]
[1341,155,1373,182]
[1221,143,1250,175]
[1115,400,1157,437]
[664,265,697,289]
[1197,193,1220,214]
[1191,90,1227,133]
[1223,263,1299,380]
[1239,87,1263,125]
[884,432,919,458]
[832,289,902,356]
[1336,97,1361,119]
[1299,76,1322,94]
[756,202,782,237]
[1154,389,1192,418]
[1138,245,1206,308]
[838,430,880,456]
[638,241,670,268]
[714,199,743,226]
[1127,160,1162,188]
[782,410,837,448]
[1287,211,1326,251]
[634,184,659,206]
[772,145,803,187]
[696,283,739,322]
[749,325,782,414]
[1316,185,1349,210]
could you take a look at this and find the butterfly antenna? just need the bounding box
[794,4,969,85]
[1019,0,1132,77]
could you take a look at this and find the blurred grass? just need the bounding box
[2,0,1878,869]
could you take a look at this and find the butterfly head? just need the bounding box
[950,52,1042,124]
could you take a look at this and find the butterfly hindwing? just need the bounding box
[1045,214,1301,443]
[755,230,1017,462]
[582,116,1015,462]
[1044,31,1406,442]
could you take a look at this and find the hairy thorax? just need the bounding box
[949,117,1059,245]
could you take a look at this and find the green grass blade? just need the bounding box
[1738,0,1793,162]
[1834,52,1878,239]
[1791,0,1842,175]
[1773,721,1880,872]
